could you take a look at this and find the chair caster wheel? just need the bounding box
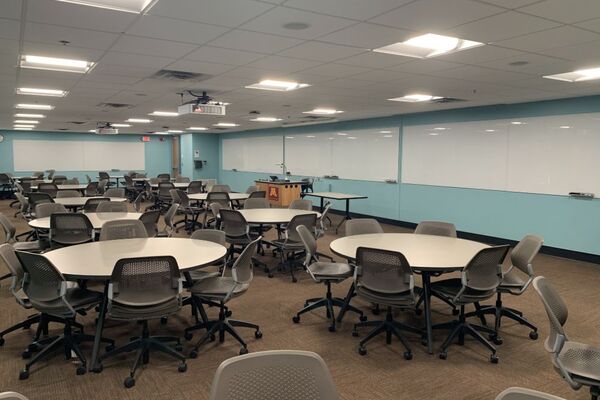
[178,363,187,373]
[352,330,359,337]
[0,338,4,347]
[452,308,459,316]
[105,344,115,352]
[189,350,198,359]
[359,315,368,322]
[175,344,183,352]
[210,334,216,342]
[124,376,135,388]
[371,308,380,316]
[404,351,413,360]
[328,326,336,333]
[439,352,447,360]
[489,334,503,345]
[490,354,499,364]
[292,277,298,283]
[19,369,29,380]
[421,336,428,346]
[414,308,422,316]
[239,347,248,355]
[529,331,538,340]
[92,364,103,373]
[76,366,87,375]
[160,317,168,325]
[292,316,300,324]
[226,310,232,318]
[27,343,38,352]
[358,346,367,356]
[22,350,32,359]
[268,273,274,278]
[255,330,263,339]
[184,332,193,341]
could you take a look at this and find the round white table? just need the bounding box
[28,212,142,230]
[238,209,320,224]
[150,182,189,189]
[31,184,88,191]
[53,196,127,208]
[188,192,249,201]
[330,233,489,354]
[43,237,227,371]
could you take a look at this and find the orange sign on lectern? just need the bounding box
[268,186,279,201]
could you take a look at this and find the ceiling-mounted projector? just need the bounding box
[177,90,226,116]
[95,122,118,135]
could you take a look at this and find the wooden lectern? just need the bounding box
[255,180,303,207]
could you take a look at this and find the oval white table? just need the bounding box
[28,212,142,230]
[238,208,320,225]
[31,184,88,191]
[330,233,489,354]
[53,196,127,210]
[150,182,189,189]
[188,192,249,201]
[43,237,227,371]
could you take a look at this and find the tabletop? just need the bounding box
[188,193,249,201]
[53,196,128,207]
[238,208,320,224]
[44,238,227,280]
[330,233,489,271]
[304,192,368,200]
[31,184,88,190]
[29,212,142,230]
[150,182,190,188]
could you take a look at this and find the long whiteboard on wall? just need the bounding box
[402,112,600,196]
[12,139,145,171]
[222,136,283,173]
[285,127,399,182]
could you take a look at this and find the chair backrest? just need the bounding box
[317,201,333,237]
[158,182,175,197]
[286,213,317,243]
[14,193,30,219]
[99,219,148,241]
[32,172,44,179]
[533,276,569,354]
[210,184,231,193]
[356,247,414,295]
[110,256,180,308]
[289,199,312,211]
[220,209,249,238]
[96,201,128,213]
[98,179,108,194]
[50,213,93,246]
[511,235,543,276]
[34,203,68,218]
[85,174,92,183]
[98,171,110,181]
[0,173,11,184]
[64,178,79,184]
[495,387,566,400]
[207,192,231,209]
[28,192,54,211]
[0,244,26,296]
[0,213,16,243]
[188,180,204,194]
[123,175,135,188]
[85,182,99,196]
[243,198,270,209]
[83,197,110,212]
[231,237,260,285]
[170,188,182,205]
[164,203,179,234]
[175,176,190,183]
[462,246,509,292]
[133,192,144,212]
[248,190,266,199]
[177,190,191,207]
[414,221,457,237]
[52,176,67,184]
[56,190,82,198]
[190,229,226,246]
[245,185,258,194]
[157,173,171,181]
[104,187,125,198]
[0,391,30,400]
[37,183,58,198]
[46,169,55,180]
[139,210,160,237]
[297,224,318,265]
[209,350,340,400]
[344,218,383,236]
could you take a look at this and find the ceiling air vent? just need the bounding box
[431,97,466,103]
[97,102,134,109]
[151,69,212,82]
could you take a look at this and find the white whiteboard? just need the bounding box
[285,128,399,182]
[222,136,283,173]
[12,139,145,171]
[402,112,600,196]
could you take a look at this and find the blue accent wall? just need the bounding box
[0,131,172,181]
[179,133,220,181]
[218,95,600,256]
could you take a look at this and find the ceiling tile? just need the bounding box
[2,0,22,20]
[436,45,522,64]
[431,65,534,83]
[444,11,561,43]
[24,23,119,51]
[341,69,413,83]
[126,15,229,45]
[477,53,575,75]
[518,0,600,23]
[299,63,372,78]
[277,41,365,62]
[164,59,237,75]
[576,18,600,34]
[111,35,199,59]
[245,55,322,73]
[496,26,600,52]
[535,40,600,65]
[370,0,504,31]
[0,38,19,56]
[282,0,411,21]
[319,23,413,49]
[0,19,20,40]
[148,0,275,28]
[475,0,544,8]
[90,63,158,78]
[21,41,106,62]
[385,59,463,74]
[336,52,409,68]
[208,30,303,54]
[186,46,264,65]
[100,51,176,69]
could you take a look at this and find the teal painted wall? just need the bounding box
[179,133,219,181]
[0,131,172,181]
[180,134,194,178]
[218,95,600,255]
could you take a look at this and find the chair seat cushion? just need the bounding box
[271,239,304,250]
[188,269,221,282]
[558,341,600,383]
[309,262,352,281]
[430,278,495,305]
[356,285,415,307]
[109,297,181,320]
[35,288,102,317]
[498,271,527,294]
[190,276,248,300]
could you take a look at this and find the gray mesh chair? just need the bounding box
[83,197,109,212]
[351,247,421,358]
[96,201,128,213]
[244,198,270,209]
[414,220,457,237]
[245,185,258,194]
[104,187,125,198]
[289,198,313,211]
[97,256,186,388]
[37,183,58,198]
[32,172,44,179]
[496,388,566,400]
[430,245,510,363]
[139,210,160,237]
[188,230,226,282]
[186,237,262,358]
[49,213,93,248]
[203,192,231,228]
[533,277,600,400]
[46,170,55,180]
[157,181,175,211]
[175,176,190,183]
[28,192,54,212]
[344,218,384,236]
[188,180,204,194]
[0,391,29,400]
[219,210,260,265]
[248,190,266,198]
[468,235,543,345]
[174,189,203,232]
[160,203,180,237]
[85,182,99,196]
[209,350,340,400]
[316,201,333,238]
[272,213,317,282]
[99,220,148,241]
[56,190,82,198]
[15,251,113,379]
[64,178,79,184]
[157,173,171,181]
[98,172,114,188]
[133,192,144,212]
[210,184,231,193]
[0,213,41,252]
[98,179,108,194]
[34,203,68,218]
[293,225,364,331]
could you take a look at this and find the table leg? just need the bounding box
[320,197,324,212]
[90,281,108,372]
[422,272,434,354]
[335,199,351,234]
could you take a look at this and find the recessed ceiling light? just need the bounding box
[337,132,348,136]
[559,125,571,129]
[153,131,170,135]
[111,123,131,128]
[214,122,239,127]
[543,67,600,82]
[485,129,496,132]
[20,55,94,73]
[250,117,282,122]
[328,137,335,140]
[373,33,483,58]
[14,127,32,131]
[187,127,208,131]
[379,130,391,134]
[14,124,35,128]
[245,79,310,92]
[306,135,316,138]
[15,113,45,118]
[303,108,344,115]
[167,130,183,133]
[388,94,443,102]
[510,121,524,125]
[127,118,153,123]
[149,111,179,117]
[16,87,68,97]
[347,137,357,140]
[282,22,310,30]
[285,136,295,139]
[88,129,95,133]
[428,133,440,136]
[15,103,54,110]
[383,135,393,138]
[14,120,39,124]
[433,127,447,130]
[55,0,157,14]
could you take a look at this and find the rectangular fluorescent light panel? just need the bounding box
[303,108,343,115]
[14,120,39,124]
[127,118,153,123]
[543,67,600,82]
[373,33,483,58]
[149,111,179,117]
[15,113,45,118]
[17,87,68,97]
[388,94,443,102]
[245,79,310,92]
[250,117,282,122]
[20,55,94,73]
[213,122,239,127]
[14,127,33,131]
[56,0,156,14]
[187,127,208,131]
[111,123,131,128]
[167,130,183,133]
[14,124,35,128]
[15,103,54,110]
